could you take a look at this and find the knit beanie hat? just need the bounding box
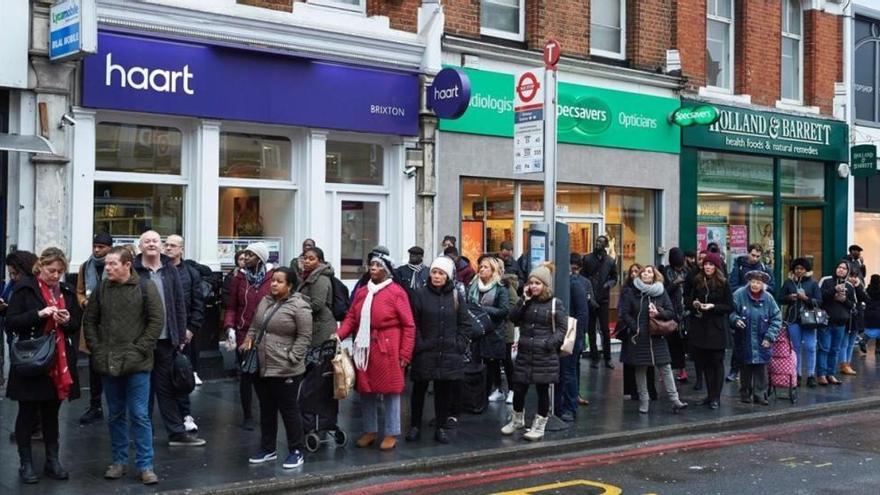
[245,242,270,265]
[790,257,811,272]
[429,256,455,281]
[702,252,724,269]
[528,262,555,288]
[370,251,395,275]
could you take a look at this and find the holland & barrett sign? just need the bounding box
[681,101,848,162]
[439,67,680,154]
[851,145,878,177]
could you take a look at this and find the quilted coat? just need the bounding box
[508,295,567,384]
[729,287,782,365]
[410,280,474,382]
[619,288,675,367]
[337,282,415,394]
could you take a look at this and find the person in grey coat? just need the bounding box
[295,247,337,348]
[620,265,688,414]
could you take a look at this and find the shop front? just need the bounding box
[679,101,849,286]
[71,30,420,282]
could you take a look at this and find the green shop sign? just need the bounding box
[681,101,849,162]
[439,67,681,154]
[670,105,720,127]
[851,144,877,177]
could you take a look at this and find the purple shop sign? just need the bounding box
[82,31,420,135]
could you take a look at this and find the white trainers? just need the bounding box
[193,373,203,386]
[505,391,514,404]
[184,415,198,432]
[488,389,505,402]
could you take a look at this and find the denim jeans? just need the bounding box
[360,393,401,436]
[103,372,154,471]
[787,324,818,377]
[839,331,858,364]
[817,326,845,377]
[555,330,585,416]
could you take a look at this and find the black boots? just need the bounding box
[44,443,69,480]
[18,446,39,484]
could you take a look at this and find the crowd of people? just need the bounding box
[0,231,877,486]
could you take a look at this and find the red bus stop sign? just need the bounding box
[543,39,561,69]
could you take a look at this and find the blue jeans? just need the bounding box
[817,326,845,377]
[839,331,858,364]
[787,324,818,377]
[103,372,154,470]
[360,393,401,436]
[555,329,586,416]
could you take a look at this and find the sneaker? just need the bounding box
[488,389,505,402]
[282,450,304,469]
[169,433,206,446]
[140,469,159,485]
[104,463,127,479]
[248,449,278,464]
[505,391,514,404]
[184,415,198,432]
[80,406,104,425]
[725,371,739,382]
[193,372,203,386]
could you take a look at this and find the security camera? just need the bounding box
[837,163,850,179]
[60,114,77,127]
[403,166,418,178]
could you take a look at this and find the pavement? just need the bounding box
[1,347,879,494]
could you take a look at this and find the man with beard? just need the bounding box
[581,236,618,369]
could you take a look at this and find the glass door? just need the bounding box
[782,205,824,278]
[335,195,385,281]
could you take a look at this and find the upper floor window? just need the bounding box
[706,0,734,91]
[590,0,625,59]
[781,0,803,102]
[481,0,525,41]
[307,0,365,13]
[855,16,880,123]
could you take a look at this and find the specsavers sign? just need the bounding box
[439,67,680,154]
[682,101,848,162]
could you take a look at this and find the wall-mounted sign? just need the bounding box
[427,68,471,119]
[440,67,680,154]
[851,144,878,177]
[49,0,97,61]
[682,100,849,162]
[670,104,720,127]
[83,31,420,135]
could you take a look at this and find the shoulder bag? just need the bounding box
[11,330,57,377]
[239,302,283,375]
[799,301,828,329]
[648,298,679,337]
[554,299,579,356]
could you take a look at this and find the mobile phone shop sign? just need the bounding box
[82,31,419,135]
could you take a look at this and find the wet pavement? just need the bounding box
[1,349,879,494]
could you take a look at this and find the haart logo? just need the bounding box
[105,53,195,95]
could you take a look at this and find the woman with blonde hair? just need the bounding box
[469,255,511,402]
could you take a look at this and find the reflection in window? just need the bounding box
[461,178,515,257]
[326,141,384,186]
[220,133,291,180]
[94,182,184,236]
[217,187,294,265]
[781,160,825,200]
[481,0,523,39]
[340,201,380,280]
[96,123,182,174]
[591,0,624,56]
[854,16,880,122]
[706,0,733,90]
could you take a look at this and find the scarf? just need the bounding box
[353,278,393,371]
[469,278,497,305]
[634,278,664,297]
[245,263,267,286]
[38,278,73,401]
[406,264,425,289]
[83,254,108,294]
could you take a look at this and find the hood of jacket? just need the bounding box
[302,262,334,285]
[788,271,814,282]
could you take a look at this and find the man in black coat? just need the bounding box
[555,253,596,421]
[498,241,524,285]
[581,236,618,369]
[394,246,429,293]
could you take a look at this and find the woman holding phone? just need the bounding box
[6,248,82,484]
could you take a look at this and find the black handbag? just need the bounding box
[11,330,57,377]
[466,303,493,338]
[799,304,829,329]
[172,351,196,394]
[239,302,283,375]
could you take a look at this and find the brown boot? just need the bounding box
[816,375,828,386]
[840,363,857,375]
[379,436,397,451]
[355,432,377,448]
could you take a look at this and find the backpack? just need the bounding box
[185,259,220,305]
[330,276,351,321]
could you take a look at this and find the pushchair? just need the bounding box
[300,339,348,452]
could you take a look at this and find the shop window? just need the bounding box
[220,133,291,180]
[340,200,380,280]
[461,178,515,260]
[605,187,654,274]
[781,0,803,102]
[706,0,733,91]
[326,141,384,186]
[558,184,601,215]
[781,160,824,201]
[96,122,182,174]
[520,183,545,212]
[94,182,184,237]
[697,152,774,269]
[480,0,525,41]
[217,187,293,266]
[590,0,625,59]
[854,16,880,123]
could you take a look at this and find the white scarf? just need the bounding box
[353,278,394,370]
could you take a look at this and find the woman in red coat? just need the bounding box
[337,252,415,451]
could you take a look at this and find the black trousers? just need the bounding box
[150,340,187,437]
[410,379,455,429]
[237,350,255,420]
[16,400,61,452]
[88,354,104,409]
[588,302,612,361]
[512,382,550,416]
[692,348,725,402]
[486,353,515,396]
[185,338,199,373]
[740,363,768,399]
[253,374,304,453]
[667,331,688,370]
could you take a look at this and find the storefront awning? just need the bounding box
[0,133,56,154]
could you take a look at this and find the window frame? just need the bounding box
[706,0,735,93]
[590,0,627,60]
[307,0,366,14]
[480,0,526,42]
[854,15,880,127]
[781,0,804,104]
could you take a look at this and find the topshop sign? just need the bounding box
[83,31,419,135]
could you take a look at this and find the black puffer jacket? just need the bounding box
[509,295,567,384]
[820,276,856,326]
[410,281,474,382]
[468,280,511,361]
[619,286,675,367]
[864,284,880,329]
[685,277,733,351]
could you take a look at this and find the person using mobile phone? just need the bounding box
[779,258,821,387]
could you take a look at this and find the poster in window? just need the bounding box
[234,197,264,236]
[729,225,748,259]
[461,220,484,271]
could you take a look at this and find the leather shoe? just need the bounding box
[806,376,817,388]
[379,436,397,451]
[827,375,842,385]
[355,432,377,448]
[434,428,450,444]
[753,395,769,406]
[709,401,720,410]
[817,375,828,386]
[604,361,615,370]
[577,396,589,406]
[405,427,420,442]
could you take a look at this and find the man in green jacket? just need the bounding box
[83,246,164,485]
